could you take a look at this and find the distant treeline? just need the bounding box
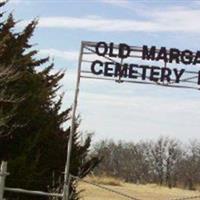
[91,137,200,190]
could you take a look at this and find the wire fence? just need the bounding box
[0,161,63,199]
[71,174,141,200]
[71,174,200,200]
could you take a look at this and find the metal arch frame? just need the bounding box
[81,41,200,90]
[63,41,200,200]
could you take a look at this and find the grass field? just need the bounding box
[78,177,200,200]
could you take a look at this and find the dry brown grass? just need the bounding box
[78,176,200,200]
[84,175,122,186]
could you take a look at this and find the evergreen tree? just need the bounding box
[0,2,99,199]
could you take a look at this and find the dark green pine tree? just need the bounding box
[0,2,99,200]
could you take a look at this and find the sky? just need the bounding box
[3,0,200,143]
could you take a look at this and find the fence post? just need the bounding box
[0,161,8,200]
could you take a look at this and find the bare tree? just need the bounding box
[92,137,200,190]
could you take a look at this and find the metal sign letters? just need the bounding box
[81,41,200,90]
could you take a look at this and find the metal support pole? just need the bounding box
[63,42,84,200]
[0,161,8,200]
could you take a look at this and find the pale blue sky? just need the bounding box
[4,0,200,142]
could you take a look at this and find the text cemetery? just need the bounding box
[89,41,200,85]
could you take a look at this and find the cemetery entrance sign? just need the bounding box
[83,41,200,89]
[91,42,200,85]
[63,41,200,200]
